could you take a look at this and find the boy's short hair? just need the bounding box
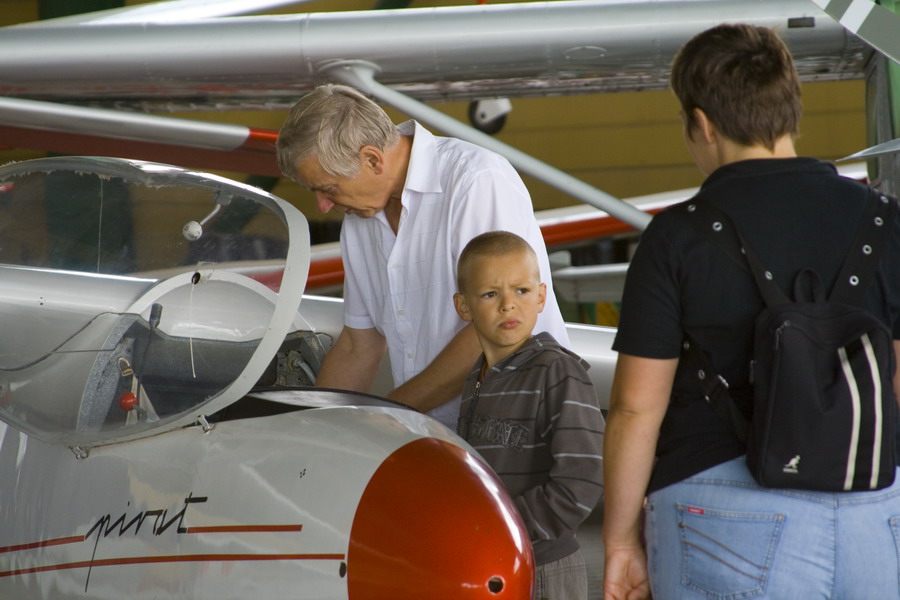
[276,84,401,181]
[671,24,802,150]
[457,231,538,293]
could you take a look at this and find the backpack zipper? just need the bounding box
[774,320,791,350]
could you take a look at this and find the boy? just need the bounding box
[453,230,605,600]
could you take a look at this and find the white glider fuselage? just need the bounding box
[1,402,531,599]
[0,157,536,599]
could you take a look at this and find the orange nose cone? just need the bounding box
[347,437,534,599]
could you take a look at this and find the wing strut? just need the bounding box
[323,60,653,232]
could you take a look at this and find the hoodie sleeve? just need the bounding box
[514,355,605,542]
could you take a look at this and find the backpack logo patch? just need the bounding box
[782,455,800,474]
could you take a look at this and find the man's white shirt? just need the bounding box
[340,120,570,429]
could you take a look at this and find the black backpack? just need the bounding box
[680,189,898,491]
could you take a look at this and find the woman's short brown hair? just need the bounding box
[671,24,802,150]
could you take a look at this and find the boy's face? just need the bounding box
[454,250,546,366]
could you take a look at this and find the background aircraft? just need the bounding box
[0,0,882,216]
[0,0,892,298]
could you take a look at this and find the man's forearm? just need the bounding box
[315,327,386,392]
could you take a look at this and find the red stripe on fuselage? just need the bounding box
[0,535,85,554]
[186,524,303,534]
[3,523,303,558]
[0,552,344,578]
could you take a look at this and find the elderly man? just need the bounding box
[276,84,569,429]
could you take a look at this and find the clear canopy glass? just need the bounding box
[0,157,310,448]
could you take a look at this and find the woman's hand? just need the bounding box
[603,541,651,599]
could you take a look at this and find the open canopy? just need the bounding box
[0,156,310,448]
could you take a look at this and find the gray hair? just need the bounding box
[276,84,401,181]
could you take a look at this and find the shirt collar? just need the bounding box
[702,157,832,191]
[400,120,443,196]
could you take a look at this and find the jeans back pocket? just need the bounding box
[677,504,784,599]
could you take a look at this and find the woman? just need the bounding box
[603,24,900,600]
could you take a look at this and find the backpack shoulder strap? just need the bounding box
[676,200,787,307]
[830,188,897,305]
[680,333,750,443]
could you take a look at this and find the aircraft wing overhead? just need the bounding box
[0,0,871,219]
[0,0,866,110]
[0,0,868,182]
[12,0,313,27]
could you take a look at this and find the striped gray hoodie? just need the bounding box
[457,332,605,565]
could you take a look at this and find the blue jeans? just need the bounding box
[645,457,900,599]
